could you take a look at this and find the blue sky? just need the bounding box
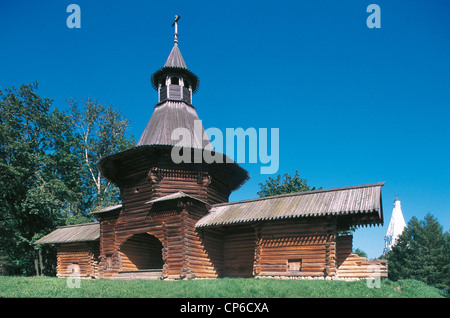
[1,0,449,258]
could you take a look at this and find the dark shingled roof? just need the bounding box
[164,44,187,68]
[196,182,385,228]
[35,223,99,244]
[151,44,200,93]
[136,101,213,149]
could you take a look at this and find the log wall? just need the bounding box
[336,235,388,279]
[255,220,337,278]
[94,152,387,280]
[56,242,99,278]
[97,164,229,279]
[179,205,221,279]
[222,226,255,277]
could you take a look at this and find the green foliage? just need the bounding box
[0,277,446,298]
[67,97,135,211]
[0,83,79,275]
[385,213,450,292]
[0,83,134,275]
[257,171,320,197]
[353,248,368,258]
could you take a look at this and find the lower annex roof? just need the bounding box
[196,182,385,228]
[35,223,99,245]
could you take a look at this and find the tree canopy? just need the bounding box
[0,83,134,275]
[257,171,320,197]
[68,97,135,213]
[385,213,449,292]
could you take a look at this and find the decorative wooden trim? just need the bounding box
[148,167,211,184]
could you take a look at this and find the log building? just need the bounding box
[36,18,387,280]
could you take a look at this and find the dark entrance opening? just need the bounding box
[120,233,164,270]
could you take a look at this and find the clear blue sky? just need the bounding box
[1,0,449,259]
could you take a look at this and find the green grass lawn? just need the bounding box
[0,276,446,298]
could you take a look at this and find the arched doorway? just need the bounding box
[120,233,164,271]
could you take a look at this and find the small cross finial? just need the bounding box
[172,15,181,44]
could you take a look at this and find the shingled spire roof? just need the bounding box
[141,17,206,148]
[136,100,213,149]
[164,43,187,69]
[151,43,200,93]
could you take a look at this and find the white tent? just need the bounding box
[384,198,407,254]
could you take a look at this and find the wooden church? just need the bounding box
[36,17,388,280]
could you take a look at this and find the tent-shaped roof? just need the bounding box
[35,223,99,244]
[164,43,187,68]
[136,101,213,149]
[196,182,385,228]
[151,44,200,93]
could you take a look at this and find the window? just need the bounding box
[171,77,179,85]
[160,78,166,87]
[184,79,190,88]
[288,259,302,272]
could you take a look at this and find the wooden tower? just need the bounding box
[94,17,248,279]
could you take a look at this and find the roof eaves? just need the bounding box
[211,182,385,208]
[89,204,122,215]
[35,222,100,244]
[145,191,211,206]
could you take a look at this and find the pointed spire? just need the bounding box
[383,197,407,254]
[164,44,187,69]
[150,15,199,93]
[165,15,187,69]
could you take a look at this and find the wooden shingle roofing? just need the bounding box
[196,182,385,228]
[136,101,213,149]
[151,43,200,93]
[164,43,187,68]
[35,222,99,244]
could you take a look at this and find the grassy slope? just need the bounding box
[0,277,446,298]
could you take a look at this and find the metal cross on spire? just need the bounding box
[172,15,180,44]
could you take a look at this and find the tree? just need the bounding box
[353,248,368,258]
[385,213,450,291]
[67,97,135,213]
[257,171,320,197]
[0,83,82,275]
[0,83,136,275]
